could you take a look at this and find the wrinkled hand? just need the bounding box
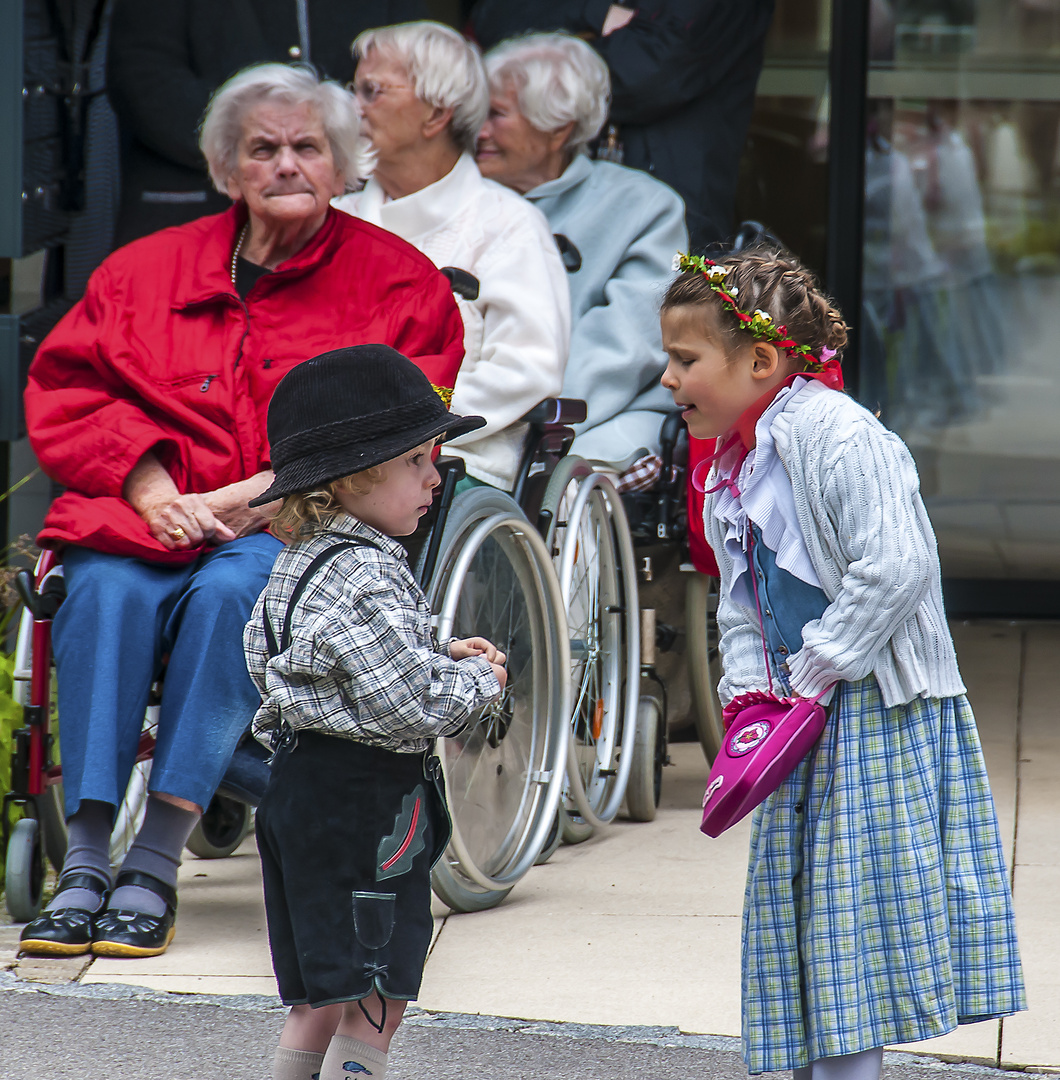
[602,4,635,35]
[124,453,275,551]
[140,493,237,551]
[202,472,278,540]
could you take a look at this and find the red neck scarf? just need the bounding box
[691,364,844,493]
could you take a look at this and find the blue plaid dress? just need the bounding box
[741,678,1026,1074]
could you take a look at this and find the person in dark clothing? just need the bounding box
[468,0,775,251]
[107,0,426,245]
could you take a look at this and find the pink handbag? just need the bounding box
[699,689,829,837]
[699,523,832,838]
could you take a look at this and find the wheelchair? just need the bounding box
[3,551,263,921]
[411,396,643,913]
[3,397,647,921]
[620,411,725,768]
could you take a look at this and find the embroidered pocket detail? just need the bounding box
[352,891,396,950]
[376,785,427,881]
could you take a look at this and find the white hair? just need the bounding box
[199,63,369,193]
[353,22,488,154]
[485,33,610,156]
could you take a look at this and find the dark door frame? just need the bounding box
[824,0,870,394]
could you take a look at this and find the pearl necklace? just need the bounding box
[230,223,249,285]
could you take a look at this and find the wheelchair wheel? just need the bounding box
[624,696,664,822]
[185,795,253,859]
[554,473,640,829]
[38,784,69,871]
[533,808,564,865]
[5,817,46,922]
[686,573,724,762]
[539,458,599,843]
[427,488,569,912]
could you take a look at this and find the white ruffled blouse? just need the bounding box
[709,378,823,612]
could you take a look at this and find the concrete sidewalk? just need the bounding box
[2,621,1058,1073]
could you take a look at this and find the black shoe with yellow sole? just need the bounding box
[91,870,177,958]
[19,870,110,957]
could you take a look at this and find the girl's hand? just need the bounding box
[450,637,507,666]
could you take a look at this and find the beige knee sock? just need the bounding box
[272,1046,325,1080]
[319,1035,387,1079]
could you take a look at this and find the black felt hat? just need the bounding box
[249,345,484,507]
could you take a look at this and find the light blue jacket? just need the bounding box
[526,155,688,470]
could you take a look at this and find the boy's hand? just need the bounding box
[450,637,507,666]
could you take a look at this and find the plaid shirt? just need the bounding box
[244,516,501,753]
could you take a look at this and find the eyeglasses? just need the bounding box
[347,79,410,103]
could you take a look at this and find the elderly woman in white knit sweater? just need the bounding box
[478,33,687,475]
[333,21,570,492]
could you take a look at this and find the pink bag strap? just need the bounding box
[745,526,775,696]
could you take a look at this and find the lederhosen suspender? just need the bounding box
[262,539,377,754]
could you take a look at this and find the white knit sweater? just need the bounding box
[334,154,570,489]
[704,384,966,708]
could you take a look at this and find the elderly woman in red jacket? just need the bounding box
[19,63,463,960]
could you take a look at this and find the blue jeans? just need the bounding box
[52,534,283,816]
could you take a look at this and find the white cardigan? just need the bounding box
[334,154,570,489]
[704,384,966,708]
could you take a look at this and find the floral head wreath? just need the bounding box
[671,252,838,372]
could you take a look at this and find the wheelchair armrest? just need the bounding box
[520,398,587,427]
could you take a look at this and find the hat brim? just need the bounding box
[248,411,485,507]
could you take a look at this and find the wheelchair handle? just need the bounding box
[659,410,685,462]
[15,566,67,621]
[553,234,582,273]
[439,266,480,301]
[14,570,38,619]
[520,398,587,427]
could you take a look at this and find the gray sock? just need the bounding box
[272,1046,325,1080]
[46,799,113,912]
[107,796,199,916]
[319,1036,387,1079]
[801,1049,884,1080]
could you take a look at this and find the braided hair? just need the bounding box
[662,246,848,366]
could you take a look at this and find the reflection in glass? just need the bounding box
[865,0,1060,578]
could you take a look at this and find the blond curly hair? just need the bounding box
[268,468,384,541]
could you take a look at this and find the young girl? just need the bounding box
[661,249,1025,1079]
[243,345,507,1080]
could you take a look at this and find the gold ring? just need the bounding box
[170,526,186,540]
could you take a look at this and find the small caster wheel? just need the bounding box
[624,697,663,822]
[185,795,252,859]
[431,857,513,913]
[5,817,46,922]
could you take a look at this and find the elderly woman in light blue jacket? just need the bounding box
[477,31,688,475]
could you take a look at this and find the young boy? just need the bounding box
[243,345,507,1080]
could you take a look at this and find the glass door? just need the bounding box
[862,0,1060,579]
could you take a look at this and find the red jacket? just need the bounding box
[25,206,465,563]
